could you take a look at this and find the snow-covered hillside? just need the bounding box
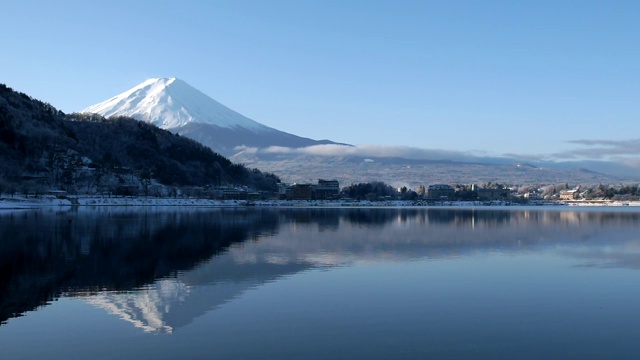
[82,78,341,155]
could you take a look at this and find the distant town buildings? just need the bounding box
[427,184,455,199]
[201,181,618,203]
[286,179,340,200]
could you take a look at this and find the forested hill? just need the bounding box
[0,83,280,193]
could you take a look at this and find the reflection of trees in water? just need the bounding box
[0,209,278,325]
[279,208,340,231]
[275,208,640,230]
[344,209,399,227]
[330,208,640,227]
[273,208,640,274]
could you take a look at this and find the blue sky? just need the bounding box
[2,0,639,162]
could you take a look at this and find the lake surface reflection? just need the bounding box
[2,207,640,359]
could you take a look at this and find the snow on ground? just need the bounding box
[0,196,70,209]
[567,200,640,207]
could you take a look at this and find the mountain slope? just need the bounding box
[82,78,343,155]
[67,114,279,189]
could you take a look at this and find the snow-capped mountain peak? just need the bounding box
[82,77,343,156]
[82,77,269,131]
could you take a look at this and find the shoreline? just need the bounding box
[1,195,639,210]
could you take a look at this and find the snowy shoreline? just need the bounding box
[1,195,639,210]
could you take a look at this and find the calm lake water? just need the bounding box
[2,206,640,359]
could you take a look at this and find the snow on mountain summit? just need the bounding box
[82,77,343,156]
[82,77,270,131]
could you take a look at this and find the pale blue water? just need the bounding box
[1,207,640,359]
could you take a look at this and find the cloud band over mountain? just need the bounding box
[553,139,640,159]
[237,144,482,162]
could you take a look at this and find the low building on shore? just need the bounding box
[286,183,314,200]
[477,188,511,201]
[427,184,455,200]
[559,188,580,200]
[314,179,340,200]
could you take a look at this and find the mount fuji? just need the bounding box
[82,77,343,155]
[81,78,632,186]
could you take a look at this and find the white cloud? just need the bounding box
[233,145,258,154]
[258,144,481,162]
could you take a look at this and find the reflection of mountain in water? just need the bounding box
[81,257,312,333]
[2,207,640,331]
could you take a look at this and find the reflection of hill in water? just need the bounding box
[2,207,640,331]
[0,208,279,325]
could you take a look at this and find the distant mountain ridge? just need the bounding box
[231,152,627,188]
[82,78,344,155]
